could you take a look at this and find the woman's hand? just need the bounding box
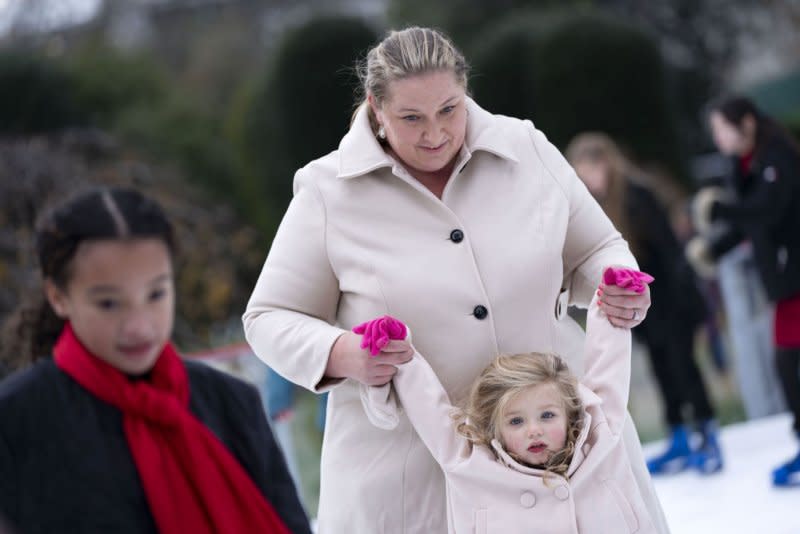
[598,270,651,329]
[325,332,413,386]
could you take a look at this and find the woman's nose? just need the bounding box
[423,121,443,141]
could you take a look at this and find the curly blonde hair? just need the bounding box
[455,353,584,479]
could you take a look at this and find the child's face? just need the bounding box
[498,383,569,467]
[46,238,174,375]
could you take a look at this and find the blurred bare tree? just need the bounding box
[598,0,800,92]
[595,0,800,152]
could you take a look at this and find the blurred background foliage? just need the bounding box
[1,0,799,355]
[235,15,378,214]
[469,8,687,184]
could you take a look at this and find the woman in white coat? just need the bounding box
[244,26,667,533]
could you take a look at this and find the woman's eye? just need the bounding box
[402,115,419,122]
[442,105,455,114]
[509,417,523,426]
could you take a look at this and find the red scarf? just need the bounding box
[739,150,755,174]
[776,293,800,348]
[54,323,290,534]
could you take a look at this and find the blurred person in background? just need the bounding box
[243,26,668,532]
[671,200,729,377]
[686,182,783,422]
[0,187,310,533]
[566,132,723,476]
[689,96,800,487]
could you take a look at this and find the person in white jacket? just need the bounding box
[360,268,656,533]
[244,26,667,532]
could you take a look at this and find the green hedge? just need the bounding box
[66,44,168,127]
[468,11,551,122]
[238,16,378,212]
[0,50,84,134]
[470,9,687,182]
[0,46,170,135]
[387,0,566,50]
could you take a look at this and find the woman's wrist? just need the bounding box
[325,333,352,380]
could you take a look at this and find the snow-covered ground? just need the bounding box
[643,412,798,534]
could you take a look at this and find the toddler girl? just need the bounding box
[359,268,657,533]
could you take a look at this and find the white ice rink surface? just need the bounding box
[643,413,799,534]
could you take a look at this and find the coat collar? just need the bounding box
[491,439,547,476]
[336,97,519,179]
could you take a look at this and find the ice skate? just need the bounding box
[687,420,723,475]
[647,425,691,475]
[773,449,800,488]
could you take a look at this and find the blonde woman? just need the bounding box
[245,28,665,531]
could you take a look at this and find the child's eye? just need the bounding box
[96,299,118,311]
[149,288,166,301]
[509,417,523,426]
[542,411,556,420]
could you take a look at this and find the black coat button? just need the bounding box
[473,305,488,320]
[450,229,464,243]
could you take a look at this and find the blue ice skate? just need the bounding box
[687,421,723,475]
[772,450,800,488]
[647,426,691,475]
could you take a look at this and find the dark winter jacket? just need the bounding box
[0,358,311,534]
[710,134,800,302]
[626,181,708,344]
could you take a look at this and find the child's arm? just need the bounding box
[355,317,467,468]
[391,349,469,468]
[580,268,650,435]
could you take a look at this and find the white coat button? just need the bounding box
[554,485,570,501]
[520,491,536,508]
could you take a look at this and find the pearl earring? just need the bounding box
[378,125,386,139]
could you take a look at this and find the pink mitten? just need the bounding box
[352,315,408,356]
[602,267,654,294]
